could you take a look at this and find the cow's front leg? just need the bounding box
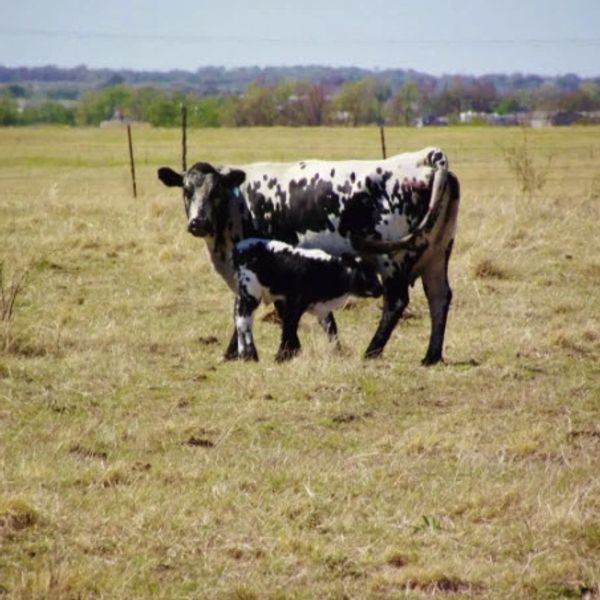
[235,295,259,361]
[421,239,454,366]
[275,304,303,363]
[364,276,410,359]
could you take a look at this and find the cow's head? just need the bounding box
[342,255,384,299]
[158,162,246,237]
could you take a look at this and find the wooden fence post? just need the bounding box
[127,124,137,198]
[379,124,387,160]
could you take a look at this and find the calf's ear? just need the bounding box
[340,252,361,266]
[221,168,246,188]
[158,167,183,188]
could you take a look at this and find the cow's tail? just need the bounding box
[352,163,452,254]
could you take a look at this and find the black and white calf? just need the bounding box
[233,239,383,362]
[158,147,460,364]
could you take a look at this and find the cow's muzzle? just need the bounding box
[187,217,213,237]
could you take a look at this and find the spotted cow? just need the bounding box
[158,147,460,364]
[233,238,383,362]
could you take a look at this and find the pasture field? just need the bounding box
[0,125,599,599]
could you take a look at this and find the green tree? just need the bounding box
[233,83,278,126]
[495,96,523,115]
[186,97,224,128]
[145,95,180,127]
[20,102,75,125]
[0,97,18,125]
[76,85,134,125]
[335,80,378,126]
[389,80,420,126]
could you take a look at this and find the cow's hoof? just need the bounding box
[223,351,240,361]
[241,351,259,362]
[364,347,383,360]
[421,354,444,366]
[275,348,300,363]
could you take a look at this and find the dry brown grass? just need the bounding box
[0,125,599,599]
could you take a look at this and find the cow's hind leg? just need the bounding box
[421,239,454,366]
[365,275,410,359]
[235,295,260,361]
[275,303,303,363]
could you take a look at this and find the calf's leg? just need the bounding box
[365,275,410,359]
[223,298,241,360]
[275,304,303,363]
[223,329,239,360]
[318,312,338,343]
[235,295,260,361]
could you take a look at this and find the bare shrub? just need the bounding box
[589,173,600,200]
[1,261,29,351]
[501,128,552,197]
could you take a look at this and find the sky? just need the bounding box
[1,0,599,77]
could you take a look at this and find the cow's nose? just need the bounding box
[188,218,206,235]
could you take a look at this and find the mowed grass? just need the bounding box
[0,125,599,599]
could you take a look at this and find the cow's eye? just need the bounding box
[184,185,194,199]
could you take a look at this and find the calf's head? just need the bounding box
[158,162,246,237]
[342,256,384,299]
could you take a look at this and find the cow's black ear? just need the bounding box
[221,168,246,188]
[158,167,183,188]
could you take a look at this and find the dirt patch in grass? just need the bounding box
[473,257,509,279]
[0,497,41,533]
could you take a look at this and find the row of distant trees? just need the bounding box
[2,77,600,127]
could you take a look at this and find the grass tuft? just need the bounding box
[473,257,509,280]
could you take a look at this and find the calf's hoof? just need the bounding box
[223,350,240,361]
[275,347,300,363]
[241,349,259,362]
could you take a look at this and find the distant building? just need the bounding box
[416,115,449,127]
[459,110,520,126]
[100,108,132,128]
[551,111,579,126]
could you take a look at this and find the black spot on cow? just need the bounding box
[247,188,275,236]
[337,180,352,195]
[275,184,287,205]
[268,178,278,190]
[338,192,378,238]
[350,172,356,183]
[330,168,335,178]
[283,177,341,235]
[389,178,432,228]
